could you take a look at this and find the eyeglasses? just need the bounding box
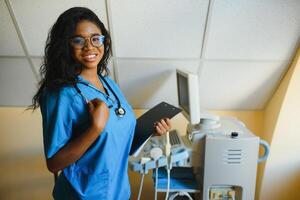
[70,34,105,49]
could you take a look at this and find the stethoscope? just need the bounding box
[74,75,126,117]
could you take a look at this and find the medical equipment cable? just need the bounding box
[166,167,170,200]
[137,157,150,200]
[165,131,171,200]
[150,147,163,200]
[137,173,145,200]
[155,167,158,200]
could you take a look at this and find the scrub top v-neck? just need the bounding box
[40,75,137,200]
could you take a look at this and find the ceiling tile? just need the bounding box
[204,0,300,60]
[110,0,209,58]
[10,0,108,56]
[199,60,288,110]
[0,58,37,106]
[0,1,24,56]
[115,59,200,108]
[31,57,42,81]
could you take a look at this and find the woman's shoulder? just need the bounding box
[41,85,77,105]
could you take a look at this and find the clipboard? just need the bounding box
[129,102,182,156]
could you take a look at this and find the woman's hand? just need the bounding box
[154,118,172,136]
[88,98,110,133]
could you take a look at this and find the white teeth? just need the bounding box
[87,54,96,58]
[84,54,96,59]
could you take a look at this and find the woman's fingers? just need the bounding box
[155,124,163,135]
[165,118,171,128]
[160,118,171,130]
[158,122,166,134]
[87,101,94,112]
[154,118,172,136]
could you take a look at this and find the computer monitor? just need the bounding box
[176,69,201,125]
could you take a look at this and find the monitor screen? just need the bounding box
[176,69,201,124]
[177,72,190,116]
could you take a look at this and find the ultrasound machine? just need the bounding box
[129,69,270,200]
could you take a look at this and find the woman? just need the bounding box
[30,7,171,200]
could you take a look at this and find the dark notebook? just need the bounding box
[129,102,182,156]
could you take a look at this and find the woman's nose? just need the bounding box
[83,38,94,50]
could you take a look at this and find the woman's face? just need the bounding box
[71,20,104,70]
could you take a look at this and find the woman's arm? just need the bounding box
[46,98,109,173]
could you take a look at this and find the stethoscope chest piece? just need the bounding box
[115,107,126,117]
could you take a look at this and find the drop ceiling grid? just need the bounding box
[197,0,298,109]
[202,0,300,61]
[0,0,298,109]
[9,0,109,57]
[0,0,24,56]
[109,0,209,59]
[109,0,297,110]
[0,0,111,106]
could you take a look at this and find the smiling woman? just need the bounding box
[28,7,171,200]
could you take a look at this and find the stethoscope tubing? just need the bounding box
[76,82,115,104]
[74,75,126,117]
[74,84,89,104]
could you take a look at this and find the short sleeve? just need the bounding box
[40,88,75,159]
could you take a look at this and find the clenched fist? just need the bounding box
[88,98,110,133]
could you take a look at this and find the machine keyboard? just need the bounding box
[170,130,181,146]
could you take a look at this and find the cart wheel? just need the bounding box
[168,191,193,200]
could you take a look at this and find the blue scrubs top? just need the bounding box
[40,75,136,200]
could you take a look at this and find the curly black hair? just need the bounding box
[30,7,111,110]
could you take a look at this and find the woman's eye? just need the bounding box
[73,37,84,44]
[92,36,102,43]
[92,37,100,42]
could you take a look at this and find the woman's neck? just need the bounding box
[80,69,99,83]
[80,69,105,92]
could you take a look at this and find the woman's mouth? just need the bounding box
[82,53,98,62]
